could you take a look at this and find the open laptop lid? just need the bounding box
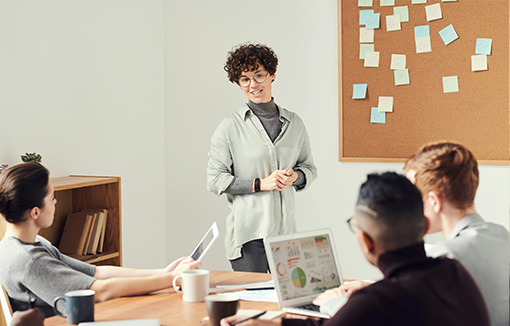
[264,229,344,308]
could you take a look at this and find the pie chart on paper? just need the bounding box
[291,267,307,288]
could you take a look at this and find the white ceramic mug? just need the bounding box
[172,269,210,302]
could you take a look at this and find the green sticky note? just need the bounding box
[360,44,375,59]
[380,0,395,6]
[442,76,459,93]
[359,0,373,7]
[394,6,409,22]
[412,0,427,4]
[394,69,410,86]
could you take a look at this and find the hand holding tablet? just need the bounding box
[190,222,219,261]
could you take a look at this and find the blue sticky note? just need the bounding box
[360,10,374,25]
[414,25,430,38]
[438,24,459,45]
[365,13,381,29]
[476,38,492,55]
[353,84,368,99]
[371,107,386,124]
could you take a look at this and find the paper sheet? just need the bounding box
[217,290,279,303]
[442,76,459,93]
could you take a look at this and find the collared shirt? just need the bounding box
[284,243,490,326]
[207,103,317,260]
[426,214,510,326]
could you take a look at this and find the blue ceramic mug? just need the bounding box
[53,289,95,325]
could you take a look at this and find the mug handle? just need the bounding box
[53,296,67,318]
[172,275,183,293]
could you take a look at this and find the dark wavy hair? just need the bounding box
[0,162,50,224]
[224,43,278,84]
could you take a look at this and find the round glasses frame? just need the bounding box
[238,71,268,88]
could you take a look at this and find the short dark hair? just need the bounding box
[0,162,50,224]
[356,172,426,251]
[224,43,278,84]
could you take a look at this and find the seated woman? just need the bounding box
[0,162,202,318]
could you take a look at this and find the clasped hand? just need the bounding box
[260,168,297,191]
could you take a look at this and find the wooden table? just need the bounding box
[45,271,281,326]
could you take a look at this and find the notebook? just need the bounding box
[264,229,344,319]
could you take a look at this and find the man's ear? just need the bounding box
[427,191,443,213]
[360,231,374,255]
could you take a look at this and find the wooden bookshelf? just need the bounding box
[0,176,122,266]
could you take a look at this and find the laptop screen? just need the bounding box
[268,233,342,301]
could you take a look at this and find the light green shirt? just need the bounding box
[207,103,317,260]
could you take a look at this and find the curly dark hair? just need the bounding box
[224,43,278,84]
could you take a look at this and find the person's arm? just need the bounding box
[90,272,173,302]
[94,257,200,279]
[292,127,317,192]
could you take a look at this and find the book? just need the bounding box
[82,209,107,254]
[82,213,98,255]
[97,209,108,253]
[59,212,93,255]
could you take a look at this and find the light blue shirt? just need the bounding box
[426,214,509,326]
[207,104,317,260]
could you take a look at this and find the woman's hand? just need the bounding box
[168,257,202,276]
[312,287,349,306]
[164,257,190,273]
[260,169,298,191]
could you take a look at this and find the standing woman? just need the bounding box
[207,43,317,272]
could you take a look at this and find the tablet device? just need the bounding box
[190,222,219,261]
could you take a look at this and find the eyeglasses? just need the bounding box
[238,71,268,88]
[346,216,357,234]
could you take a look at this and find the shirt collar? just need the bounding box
[237,101,291,122]
[377,242,430,278]
[448,213,484,239]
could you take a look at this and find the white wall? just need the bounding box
[0,0,168,268]
[164,0,510,280]
[0,0,508,280]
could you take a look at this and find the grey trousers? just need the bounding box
[229,239,269,273]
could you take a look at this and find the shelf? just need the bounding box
[66,251,121,265]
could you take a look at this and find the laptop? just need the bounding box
[264,229,344,319]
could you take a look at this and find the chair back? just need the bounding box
[0,282,12,326]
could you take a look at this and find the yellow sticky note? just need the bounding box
[425,3,442,21]
[390,54,406,70]
[364,51,380,67]
[360,28,375,43]
[378,96,394,112]
[415,36,432,53]
[386,14,401,31]
[471,55,487,71]
[442,76,459,93]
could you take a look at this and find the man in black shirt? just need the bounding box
[221,172,490,326]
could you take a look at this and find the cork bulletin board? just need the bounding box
[338,0,509,164]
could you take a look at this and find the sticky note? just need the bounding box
[394,69,410,86]
[412,0,427,4]
[360,28,375,43]
[364,51,380,67]
[414,25,430,38]
[371,107,386,124]
[471,55,488,71]
[360,10,375,25]
[394,6,409,22]
[415,36,432,53]
[386,14,401,31]
[438,24,458,45]
[360,44,375,59]
[425,3,442,21]
[391,54,406,70]
[476,38,492,55]
[365,13,381,29]
[380,0,395,6]
[442,0,457,2]
[378,96,393,112]
[359,0,373,7]
[442,76,459,93]
[353,84,368,99]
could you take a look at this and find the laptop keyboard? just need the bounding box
[295,303,320,312]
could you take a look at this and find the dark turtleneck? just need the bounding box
[246,98,281,143]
